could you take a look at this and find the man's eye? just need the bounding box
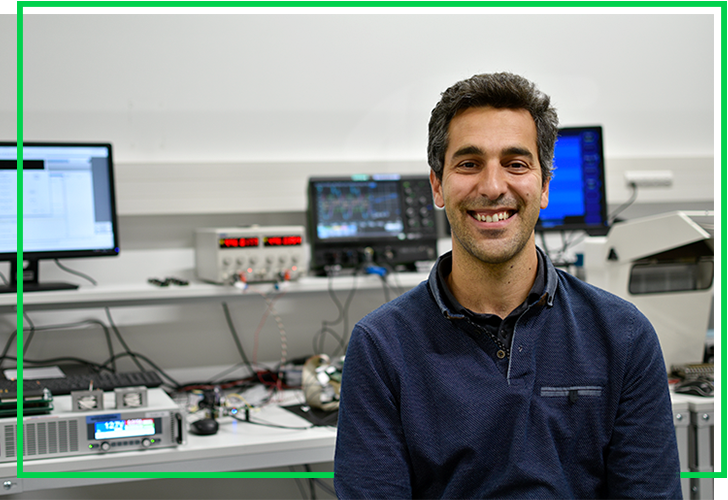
[459,161,478,169]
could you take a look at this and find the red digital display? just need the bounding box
[264,235,302,247]
[219,237,260,249]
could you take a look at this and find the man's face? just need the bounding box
[431,106,549,266]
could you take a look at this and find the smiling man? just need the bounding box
[334,73,682,499]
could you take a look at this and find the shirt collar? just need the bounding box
[428,246,557,320]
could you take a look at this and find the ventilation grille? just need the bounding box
[2,421,80,459]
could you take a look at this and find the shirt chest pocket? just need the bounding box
[538,385,606,442]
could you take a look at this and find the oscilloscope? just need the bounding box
[307,174,438,273]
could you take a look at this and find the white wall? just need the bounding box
[6,13,715,160]
[0,12,717,215]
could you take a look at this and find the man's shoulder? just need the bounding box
[355,279,436,331]
[554,267,639,311]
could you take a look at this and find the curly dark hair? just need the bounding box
[427,72,559,184]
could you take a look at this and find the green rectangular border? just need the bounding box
[14,0,726,483]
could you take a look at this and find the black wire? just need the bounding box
[379,275,391,303]
[208,362,254,385]
[290,469,309,500]
[318,269,358,357]
[21,310,35,356]
[312,478,336,497]
[100,351,182,388]
[104,307,146,372]
[2,356,107,372]
[231,413,314,430]
[221,302,256,377]
[0,319,116,371]
[305,464,317,500]
[53,259,98,286]
[609,182,638,224]
[312,327,345,357]
[377,263,405,298]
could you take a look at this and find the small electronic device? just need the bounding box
[0,142,120,293]
[190,417,219,435]
[307,174,438,273]
[0,388,185,463]
[195,225,306,284]
[536,126,609,235]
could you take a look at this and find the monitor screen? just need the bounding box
[0,142,120,292]
[536,126,608,235]
[312,176,406,243]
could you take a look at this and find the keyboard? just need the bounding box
[0,371,164,400]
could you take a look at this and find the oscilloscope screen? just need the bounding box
[312,180,405,241]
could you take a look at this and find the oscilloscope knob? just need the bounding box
[100,442,110,452]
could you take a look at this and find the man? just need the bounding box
[334,72,682,499]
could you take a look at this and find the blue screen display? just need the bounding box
[537,127,607,233]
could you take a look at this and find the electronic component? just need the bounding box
[195,225,306,284]
[0,388,185,463]
[307,174,438,273]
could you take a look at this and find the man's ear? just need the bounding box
[540,177,550,210]
[430,170,445,209]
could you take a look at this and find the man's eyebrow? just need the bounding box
[450,145,485,159]
[502,146,535,159]
[450,145,535,160]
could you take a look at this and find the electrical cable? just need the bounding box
[379,262,406,298]
[304,464,318,500]
[312,478,336,497]
[221,302,256,377]
[608,182,638,224]
[291,470,310,500]
[21,310,35,355]
[100,351,181,389]
[53,259,98,286]
[313,270,358,356]
[230,413,314,430]
[0,318,116,371]
[3,356,106,372]
[104,307,146,372]
[379,275,391,303]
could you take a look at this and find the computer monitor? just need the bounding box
[0,142,120,293]
[536,126,609,235]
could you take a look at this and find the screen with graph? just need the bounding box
[313,178,404,241]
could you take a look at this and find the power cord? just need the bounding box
[53,259,98,286]
[312,269,358,357]
[105,307,146,372]
[0,316,116,371]
[608,181,638,224]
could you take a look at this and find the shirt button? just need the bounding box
[497,350,506,359]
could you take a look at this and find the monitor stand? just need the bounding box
[0,259,79,294]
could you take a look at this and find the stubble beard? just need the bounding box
[446,200,538,267]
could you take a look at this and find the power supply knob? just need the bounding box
[100,442,110,452]
[142,438,152,448]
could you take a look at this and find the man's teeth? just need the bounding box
[474,212,510,223]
